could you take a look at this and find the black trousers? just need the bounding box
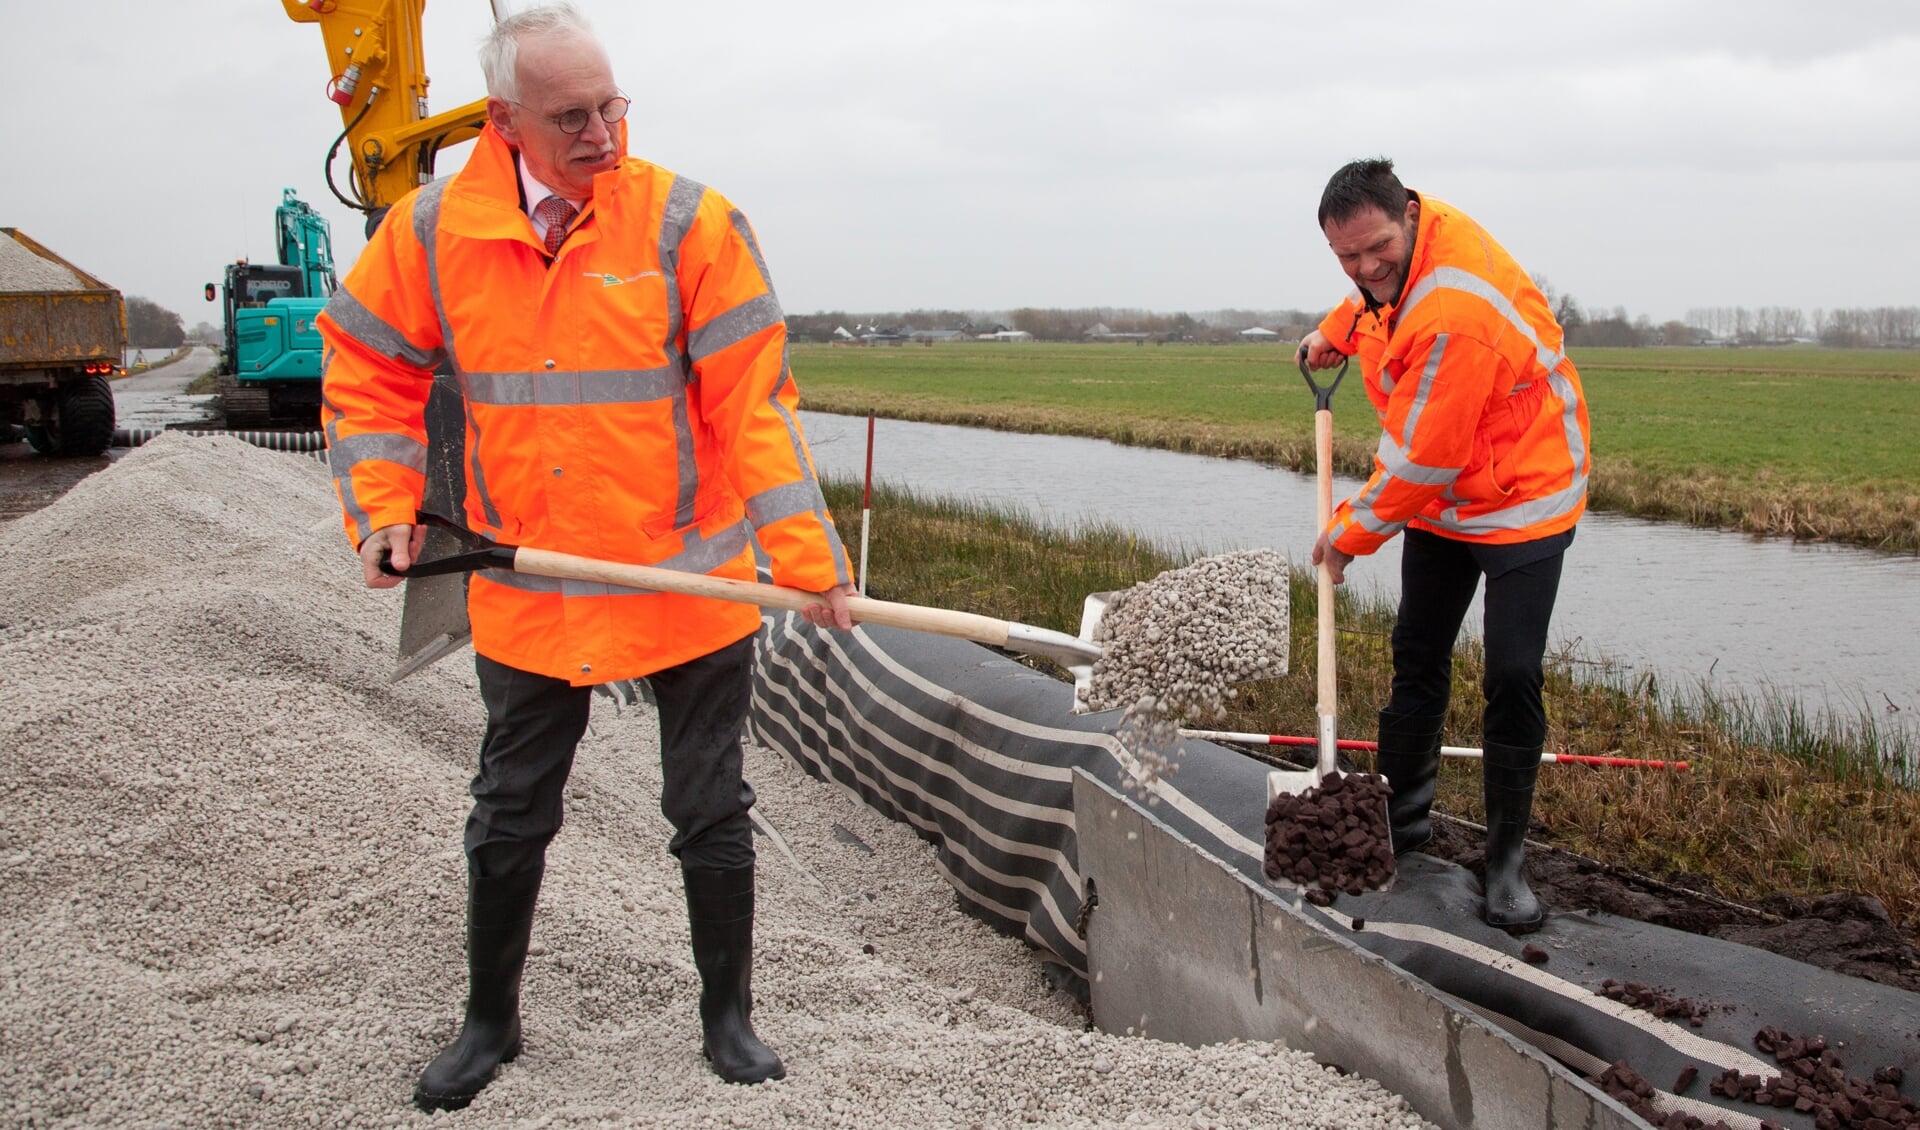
[1385,528,1568,751]
[464,635,759,879]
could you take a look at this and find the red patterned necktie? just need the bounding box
[535,195,577,256]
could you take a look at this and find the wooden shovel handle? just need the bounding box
[1314,407,1339,777]
[512,546,1017,649]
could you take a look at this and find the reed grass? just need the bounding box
[822,475,1920,939]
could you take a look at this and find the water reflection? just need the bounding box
[800,411,1920,732]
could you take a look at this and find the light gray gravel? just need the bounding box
[0,231,88,292]
[0,434,1432,1129]
[1081,549,1291,785]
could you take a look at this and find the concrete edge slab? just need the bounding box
[1073,768,1648,1130]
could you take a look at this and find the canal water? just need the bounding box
[799,411,1920,735]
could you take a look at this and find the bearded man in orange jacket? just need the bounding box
[1299,158,1591,933]
[318,2,855,1108]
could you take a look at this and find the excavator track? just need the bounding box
[218,375,274,431]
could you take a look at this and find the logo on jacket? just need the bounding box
[584,270,662,287]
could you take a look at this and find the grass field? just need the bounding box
[793,342,1920,552]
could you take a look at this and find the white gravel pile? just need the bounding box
[0,232,88,292]
[1081,549,1291,782]
[0,434,1431,1129]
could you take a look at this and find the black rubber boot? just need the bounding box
[1481,742,1545,932]
[684,864,786,1084]
[413,863,543,1112]
[1375,709,1445,855]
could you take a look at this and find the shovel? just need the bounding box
[1267,350,1349,804]
[378,529,1102,681]
[1259,351,1395,896]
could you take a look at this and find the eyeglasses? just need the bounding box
[513,94,630,136]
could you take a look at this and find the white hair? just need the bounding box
[479,2,600,103]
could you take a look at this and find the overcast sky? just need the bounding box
[5,1,1917,328]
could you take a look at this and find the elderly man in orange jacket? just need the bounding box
[319,2,854,1108]
[1300,158,1591,933]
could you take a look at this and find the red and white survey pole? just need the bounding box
[857,410,875,596]
[1179,730,1690,771]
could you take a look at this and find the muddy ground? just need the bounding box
[1418,811,1920,994]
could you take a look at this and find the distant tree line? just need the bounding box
[785,307,1325,344]
[1682,305,1919,348]
[125,296,186,348]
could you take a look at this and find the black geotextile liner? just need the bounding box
[749,617,1920,1129]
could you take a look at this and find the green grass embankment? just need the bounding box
[795,343,1920,553]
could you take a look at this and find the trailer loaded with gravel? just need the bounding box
[0,227,121,456]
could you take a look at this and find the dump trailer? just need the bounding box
[0,228,122,457]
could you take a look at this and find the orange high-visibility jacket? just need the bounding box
[319,124,850,684]
[1316,195,1591,557]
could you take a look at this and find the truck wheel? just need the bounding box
[25,374,116,457]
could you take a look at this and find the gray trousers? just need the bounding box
[464,635,759,878]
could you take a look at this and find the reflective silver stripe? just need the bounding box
[412,181,457,376]
[765,344,851,586]
[1347,469,1412,537]
[329,430,427,475]
[1373,432,1458,486]
[413,179,499,530]
[659,176,707,532]
[483,520,753,596]
[729,209,780,304]
[326,429,429,544]
[1399,332,1445,447]
[463,368,679,406]
[1346,504,1407,538]
[1399,267,1563,380]
[323,288,444,371]
[689,292,782,362]
[1392,265,1587,505]
[1545,367,1588,480]
[658,176,706,371]
[670,387,699,528]
[333,479,373,544]
[1434,474,1589,535]
[744,479,826,528]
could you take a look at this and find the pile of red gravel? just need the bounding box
[1596,978,1719,1028]
[1262,771,1394,902]
[1710,1028,1919,1129]
[1588,1061,1740,1130]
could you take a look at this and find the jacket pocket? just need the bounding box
[1450,427,1515,505]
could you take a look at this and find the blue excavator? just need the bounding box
[204,188,338,428]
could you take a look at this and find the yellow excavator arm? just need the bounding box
[282,0,498,216]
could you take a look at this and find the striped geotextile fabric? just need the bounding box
[747,616,1920,1128]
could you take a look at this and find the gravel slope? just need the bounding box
[0,434,1433,1130]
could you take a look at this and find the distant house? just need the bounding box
[832,325,856,341]
[1239,326,1281,340]
[980,329,1034,342]
[1086,322,1150,342]
[909,328,970,343]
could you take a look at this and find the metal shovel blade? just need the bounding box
[1068,591,1112,714]
[1266,713,1337,800]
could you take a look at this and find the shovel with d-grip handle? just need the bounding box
[376,515,1103,672]
[1267,348,1348,801]
[1263,348,1394,894]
